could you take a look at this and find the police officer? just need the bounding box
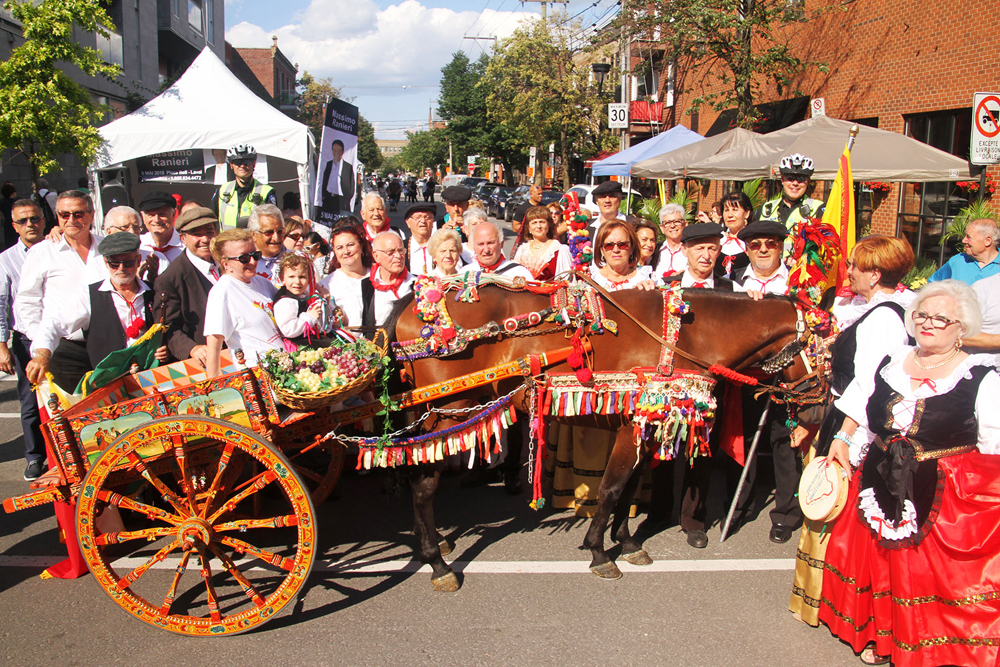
[211,144,277,230]
[756,153,826,234]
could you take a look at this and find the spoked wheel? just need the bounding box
[281,437,345,505]
[76,416,316,636]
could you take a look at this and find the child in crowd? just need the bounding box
[273,253,326,348]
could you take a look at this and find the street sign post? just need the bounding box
[608,103,629,129]
[811,97,826,117]
[971,92,1000,165]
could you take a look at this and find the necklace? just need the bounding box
[913,347,961,370]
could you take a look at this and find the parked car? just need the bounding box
[487,186,513,218]
[472,181,503,204]
[567,183,644,215]
[462,177,488,190]
[504,187,565,222]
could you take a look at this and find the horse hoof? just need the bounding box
[589,562,623,580]
[623,549,653,566]
[432,572,460,592]
[438,539,453,558]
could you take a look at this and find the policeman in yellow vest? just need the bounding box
[755,153,826,259]
[211,144,277,229]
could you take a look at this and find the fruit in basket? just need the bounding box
[261,338,382,394]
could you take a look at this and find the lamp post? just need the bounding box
[591,62,611,97]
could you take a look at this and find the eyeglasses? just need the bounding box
[106,258,140,269]
[286,232,303,241]
[105,224,141,234]
[226,250,263,264]
[602,241,631,251]
[231,159,255,168]
[661,220,685,228]
[13,215,43,226]
[782,175,809,183]
[255,228,284,238]
[911,311,959,330]
[57,210,89,221]
[748,239,781,251]
[374,248,404,257]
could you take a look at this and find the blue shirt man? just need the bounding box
[929,218,1000,285]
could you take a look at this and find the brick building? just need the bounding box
[623,0,998,264]
[229,37,298,115]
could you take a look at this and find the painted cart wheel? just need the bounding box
[281,439,344,505]
[76,416,316,636]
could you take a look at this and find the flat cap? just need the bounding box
[737,220,788,243]
[175,206,219,233]
[591,181,623,197]
[680,222,724,244]
[440,185,472,203]
[137,190,176,212]
[98,232,141,257]
[404,202,438,219]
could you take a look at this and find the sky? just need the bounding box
[224,0,620,140]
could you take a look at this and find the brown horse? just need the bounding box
[389,285,811,591]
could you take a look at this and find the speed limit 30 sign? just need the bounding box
[971,92,1000,165]
[608,103,629,129]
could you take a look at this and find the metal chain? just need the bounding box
[526,379,538,493]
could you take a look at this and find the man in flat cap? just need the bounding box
[104,205,160,285]
[137,190,184,267]
[589,180,627,231]
[438,185,470,233]
[26,233,167,388]
[153,206,220,366]
[732,221,789,295]
[403,202,439,275]
[660,222,734,291]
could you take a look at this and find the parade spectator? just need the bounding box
[204,228,281,377]
[422,175,436,203]
[466,221,532,280]
[717,191,752,279]
[548,202,568,240]
[282,218,307,253]
[790,234,914,626]
[427,228,462,277]
[589,181,627,232]
[321,222,372,327]
[360,231,415,327]
[1,182,17,249]
[655,203,688,276]
[273,253,323,346]
[212,144,277,229]
[360,193,397,241]
[152,206,220,366]
[512,184,544,241]
[662,222,734,290]
[105,206,159,286]
[179,199,206,215]
[439,186,470,232]
[16,191,107,390]
[696,200,723,225]
[33,178,58,229]
[632,218,662,271]
[0,199,46,480]
[512,205,570,280]
[138,190,184,266]
[25,233,168,389]
[818,280,1000,667]
[756,154,825,250]
[928,217,1000,284]
[247,204,286,284]
[319,139,355,213]
[403,202,438,275]
[458,206,486,265]
[281,191,303,219]
[303,231,330,279]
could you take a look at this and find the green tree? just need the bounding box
[398,128,449,174]
[619,0,828,128]
[0,0,122,179]
[297,72,342,142]
[357,115,382,172]
[482,20,614,189]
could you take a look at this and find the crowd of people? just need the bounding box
[2,145,999,665]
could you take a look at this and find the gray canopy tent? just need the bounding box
[630,127,760,179]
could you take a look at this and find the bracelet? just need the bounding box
[33,349,52,360]
[832,430,854,447]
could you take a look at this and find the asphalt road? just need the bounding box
[0,202,861,666]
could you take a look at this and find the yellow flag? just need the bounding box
[821,144,855,290]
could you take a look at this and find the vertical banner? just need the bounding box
[313,98,359,224]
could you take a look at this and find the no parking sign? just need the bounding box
[971,92,1000,165]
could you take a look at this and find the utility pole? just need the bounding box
[520,0,568,21]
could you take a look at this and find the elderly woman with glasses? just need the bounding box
[813,280,1000,667]
[203,228,282,377]
[655,202,688,276]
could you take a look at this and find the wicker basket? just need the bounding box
[265,329,388,411]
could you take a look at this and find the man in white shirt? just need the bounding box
[153,206,220,366]
[361,231,415,327]
[248,204,286,284]
[465,221,533,280]
[732,221,789,295]
[655,203,688,277]
[16,190,107,390]
[138,190,184,266]
[404,202,438,275]
[661,223,734,291]
[26,232,167,389]
[588,180,628,231]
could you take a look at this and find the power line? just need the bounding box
[477,0,512,37]
[465,0,495,37]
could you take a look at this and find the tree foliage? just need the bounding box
[357,115,382,172]
[397,128,449,174]
[297,72,380,171]
[0,0,122,178]
[481,20,615,189]
[619,0,828,128]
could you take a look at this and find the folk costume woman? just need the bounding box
[512,205,571,281]
[545,221,655,516]
[818,280,1000,666]
[716,191,752,279]
[321,221,374,327]
[790,235,915,626]
[427,228,463,278]
[633,217,662,272]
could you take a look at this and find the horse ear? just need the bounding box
[818,286,837,311]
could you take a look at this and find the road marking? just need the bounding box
[0,554,794,574]
[0,413,22,417]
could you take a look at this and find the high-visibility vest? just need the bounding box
[218,179,274,229]
[757,196,825,259]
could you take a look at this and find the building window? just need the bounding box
[631,58,659,102]
[172,0,180,17]
[188,0,203,33]
[897,108,973,264]
[205,0,214,44]
[96,29,124,68]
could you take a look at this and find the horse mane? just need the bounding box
[383,291,416,343]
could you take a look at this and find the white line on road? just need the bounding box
[0,413,22,417]
[0,554,794,574]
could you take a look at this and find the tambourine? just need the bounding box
[798,456,850,523]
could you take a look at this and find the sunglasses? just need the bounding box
[13,215,43,226]
[782,175,809,183]
[602,241,631,251]
[231,159,255,168]
[255,228,284,237]
[286,232,303,241]
[57,210,89,221]
[106,258,140,269]
[748,239,781,250]
[226,250,263,264]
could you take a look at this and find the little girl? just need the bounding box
[273,253,327,348]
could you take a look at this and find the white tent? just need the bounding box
[93,47,316,218]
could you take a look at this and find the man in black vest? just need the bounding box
[25,233,168,388]
[152,206,220,366]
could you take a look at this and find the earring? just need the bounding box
[869,281,875,288]
[956,339,963,350]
